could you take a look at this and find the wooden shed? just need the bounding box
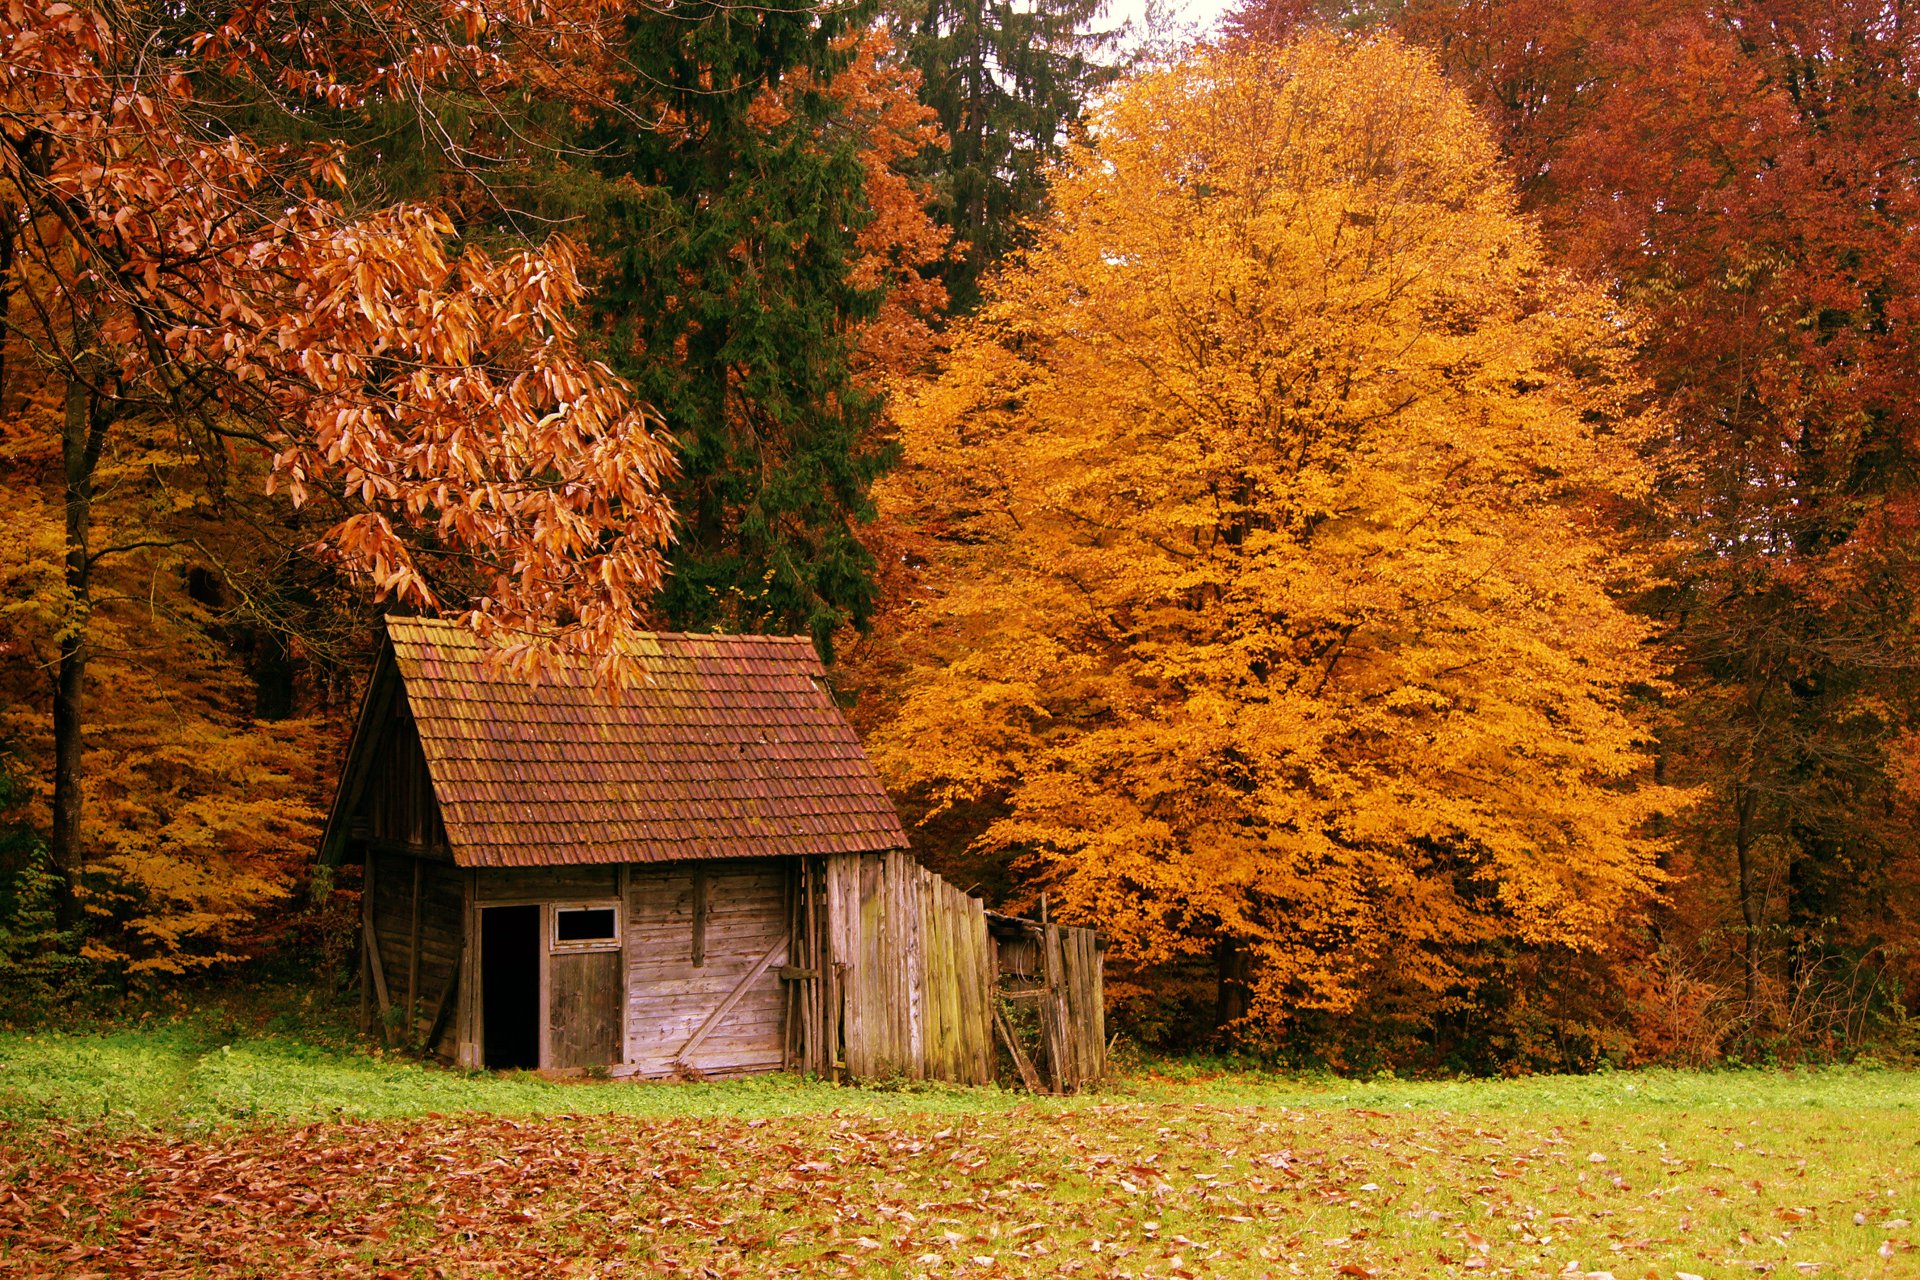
[317,618,1102,1086]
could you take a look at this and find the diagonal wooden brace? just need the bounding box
[673,936,788,1069]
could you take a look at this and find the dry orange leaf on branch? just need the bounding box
[1,0,677,685]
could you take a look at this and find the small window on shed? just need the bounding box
[553,905,619,950]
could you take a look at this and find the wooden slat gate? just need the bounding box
[816,851,996,1085]
[986,914,1105,1093]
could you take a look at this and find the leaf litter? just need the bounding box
[2,1099,1915,1277]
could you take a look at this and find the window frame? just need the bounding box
[549,899,622,953]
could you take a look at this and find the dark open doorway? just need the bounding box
[481,905,540,1069]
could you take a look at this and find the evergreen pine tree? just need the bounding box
[586,1,900,654]
[579,0,910,656]
[889,0,1120,311]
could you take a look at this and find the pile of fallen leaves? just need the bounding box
[2,1103,1914,1277]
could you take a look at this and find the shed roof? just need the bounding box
[378,617,907,868]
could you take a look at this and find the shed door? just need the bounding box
[547,903,621,1069]
[480,905,541,1070]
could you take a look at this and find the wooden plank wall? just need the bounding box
[825,851,994,1085]
[367,850,464,1055]
[475,865,618,903]
[358,709,446,848]
[624,859,788,1078]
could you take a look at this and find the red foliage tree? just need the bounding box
[0,0,676,932]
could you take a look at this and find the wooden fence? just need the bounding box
[822,851,996,1084]
[784,851,1102,1091]
[987,913,1105,1093]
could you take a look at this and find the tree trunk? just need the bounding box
[0,207,14,408]
[1215,936,1251,1030]
[1734,782,1762,1033]
[49,365,108,934]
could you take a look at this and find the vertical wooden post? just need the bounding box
[361,850,375,1034]
[820,859,831,1076]
[363,849,394,1046]
[978,900,996,1085]
[406,857,423,1044]
[822,855,846,1082]
[458,869,482,1070]
[537,903,551,1071]
[1039,923,1069,1093]
[358,861,371,1034]
[807,859,821,1076]
[691,865,708,967]
[616,863,631,1069]
[782,863,799,1072]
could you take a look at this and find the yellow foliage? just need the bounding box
[873,36,1688,1032]
[0,407,329,975]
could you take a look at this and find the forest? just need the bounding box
[3,0,1919,1077]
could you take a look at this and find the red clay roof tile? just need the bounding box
[384,618,907,868]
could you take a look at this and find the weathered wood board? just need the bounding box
[549,949,621,1069]
[622,859,788,1077]
[476,865,619,903]
[366,850,463,1055]
[825,851,994,1085]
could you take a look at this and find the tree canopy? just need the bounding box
[871,36,1684,1042]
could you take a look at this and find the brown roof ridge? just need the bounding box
[385,616,817,647]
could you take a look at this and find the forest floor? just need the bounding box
[1,1007,1917,1278]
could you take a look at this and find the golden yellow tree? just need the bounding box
[873,35,1686,1039]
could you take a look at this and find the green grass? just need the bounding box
[0,1019,1044,1128]
[8,1013,1920,1131]
[2,1012,1917,1277]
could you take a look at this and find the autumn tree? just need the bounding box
[873,36,1684,1049]
[1234,0,1920,1044]
[0,0,677,940]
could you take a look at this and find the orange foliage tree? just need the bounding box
[872,36,1686,1048]
[0,0,676,949]
[1233,0,1920,1049]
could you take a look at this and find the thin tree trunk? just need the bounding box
[49,361,108,934]
[1215,936,1251,1030]
[1734,782,1762,1032]
[0,207,14,408]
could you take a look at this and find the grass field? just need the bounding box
[2,1012,1916,1278]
